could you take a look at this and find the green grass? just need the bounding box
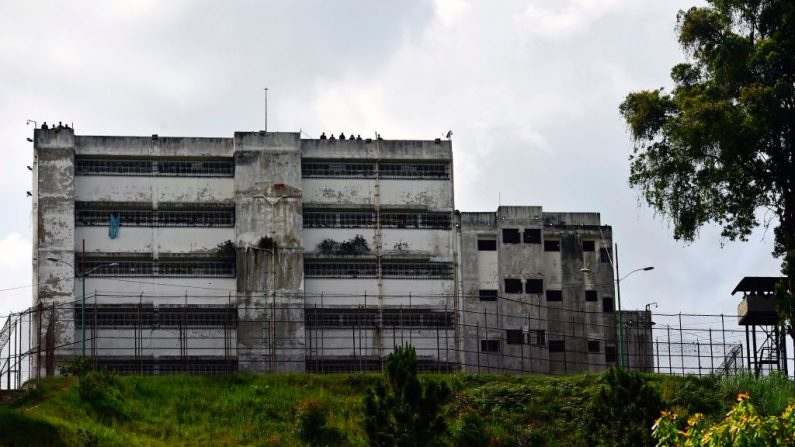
[1,372,793,446]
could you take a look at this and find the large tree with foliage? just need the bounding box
[619,0,795,344]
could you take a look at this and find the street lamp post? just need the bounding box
[46,257,118,356]
[613,244,653,369]
[581,243,653,369]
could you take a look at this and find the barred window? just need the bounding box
[303,210,375,228]
[77,304,154,328]
[506,329,524,345]
[479,289,498,301]
[82,258,235,278]
[381,212,451,229]
[382,310,452,328]
[75,157,233,177]
[158,306,237,328]
[481,340,500,352]
[302,161,375,178]
[379,162,450,179]
[548,340,566,353]
[304,262,378,279]
[381,262,453,279]
[157,210,235,227]
[75,209,154,226]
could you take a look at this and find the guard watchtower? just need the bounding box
[733,277,788,376]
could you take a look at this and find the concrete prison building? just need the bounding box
[31,126,650,375]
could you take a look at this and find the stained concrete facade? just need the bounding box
[32,126,648,375]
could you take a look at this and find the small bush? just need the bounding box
[453,412,490,447]
[583,367,662,447]
[78,371,127,419]
[59,356,94,377]
[295,398,344,447]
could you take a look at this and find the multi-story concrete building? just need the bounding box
[31,125,643,375]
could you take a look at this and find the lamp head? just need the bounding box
[642,266,654,271]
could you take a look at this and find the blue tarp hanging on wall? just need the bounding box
[109,213,120,239]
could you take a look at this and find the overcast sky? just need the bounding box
[0,0,782,318]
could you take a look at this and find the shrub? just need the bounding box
[295,398,344,447]
[453,412,490,447]
[363,344,451,447]
[653,393,795,446]
[583,367,663,447]
[59,356,94,377]
[78,371,126,419]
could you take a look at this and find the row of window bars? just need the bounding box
[75,304,237,328]
[81,260,236,277]
[303,262,455,279]
[304,309,453,328]
[75,209,235,227]
[303,211,452,229]
[73,158,450,180]
[481,231,611,260]
[75,158,235,177]
[479,287,612,308]
[301,161,450,179]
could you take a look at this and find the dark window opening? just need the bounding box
[602,297,615,312]
[546,290,562,302]
[588,340,600,353]
[585,290,598,302]
[600,247,611,263]
[302,161,376,178]
[477,239,497,251]
[481,340,500,352]
[533,330,546,346]
[544,240,561,252]
[605,346,617,362]
[582,240,595,252]
[379,162,450,180]
[523,229,541,244]
[548,340,565,353]
[479,289,498,301]
[502,229,520,244]
[504,279,522,294]
[506,330,524,345]
[525,279,544,294]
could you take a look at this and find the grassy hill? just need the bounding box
[1,371,793,446]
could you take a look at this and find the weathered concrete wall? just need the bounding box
[33,127,77,376]
[234,132,305,372]
[74,177,234,203]
[75,136,234,157]
[300,138,452,160]
[75,227,234,254]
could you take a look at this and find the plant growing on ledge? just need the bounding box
[257,236,277,251]
[317,235,370,256]
[215,240,236,259]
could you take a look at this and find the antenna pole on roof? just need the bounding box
[264,88,269,132]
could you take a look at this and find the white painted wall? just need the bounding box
[477,251,498,288]
[75,227,234,254]
[380,180,452,209]
[74,177,234,203]
[302,179,374,205]
[381,229,451,256]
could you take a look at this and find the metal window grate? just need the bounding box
[381,262,454,279]
[76,304,236,328]
[381,212,451,230]
[75,208,234,227]
[302,161,376,178]
[382,310,453,328]
[378,162,450,179]
[75,157,234,177]
[82,258,235,278]
[304,262,378,279]
[303,210,376,228]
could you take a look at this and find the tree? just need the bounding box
[619,0,795,344]
[584,367,663,447]
[362,344,451,447]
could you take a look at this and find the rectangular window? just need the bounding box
[504,279,522,294]
[379,162,450,180]
[477,239,497,251]
[525,279,544,294]
[546,290,562,302]
[75,157,234,177]
[605,346,617,362]
[544,240,561,252]
[304,262,378,279]
[533,330,546,346]
[479,289,498,301]
[588,340,601,353]
[75,205,234,228]
[600,247,611,263]
[481,340,500,352]
[502,229,520,244]
[81,257,235,278]
[302,161,376,178]
[582,240,595,252]
[523,229,541,244]
[548,340,565,353]
[602,297,615,312]
[303,210,375,228]
[381,262,454,279]
[382,310,453,328]
[585,290,598,302]
[506,330,524,345]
